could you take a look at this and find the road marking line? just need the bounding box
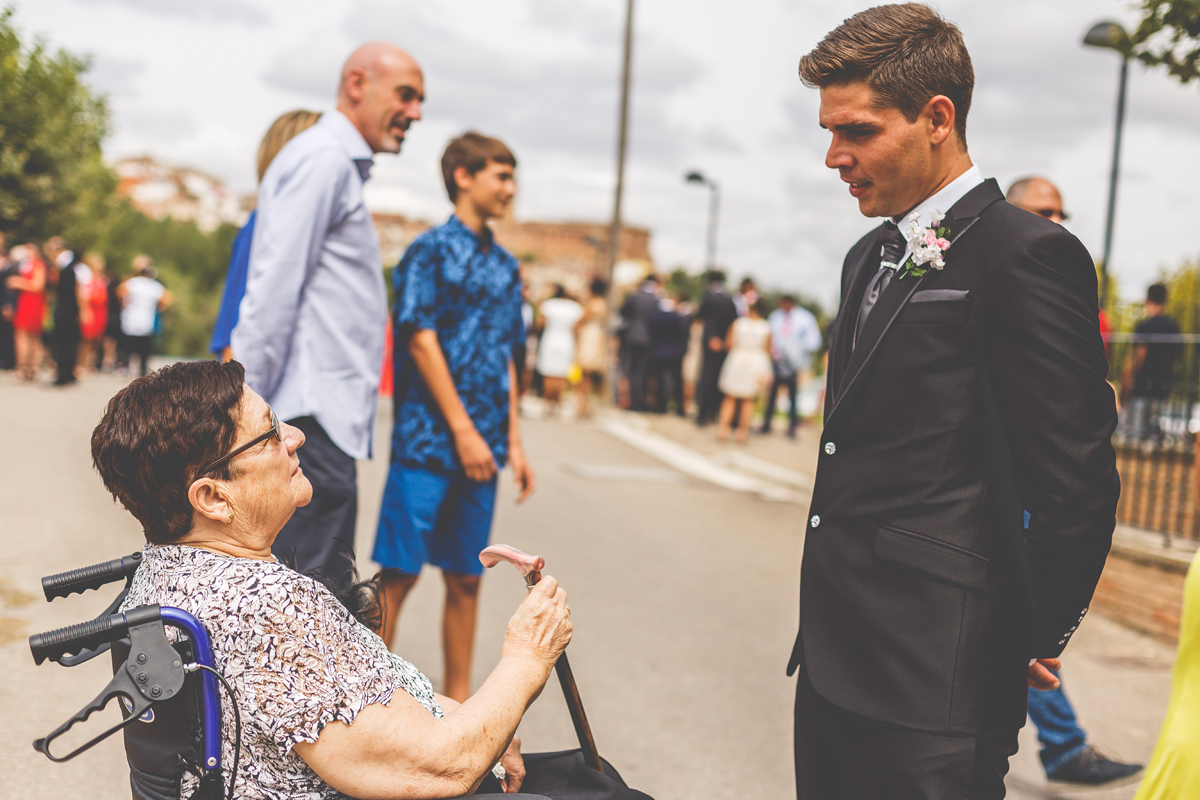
[598,419,809,505]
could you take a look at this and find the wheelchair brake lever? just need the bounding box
[34,616,185,762]
[57,587,131,667]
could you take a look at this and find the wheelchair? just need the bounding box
[29,554,652,800]
[30,552,231,800]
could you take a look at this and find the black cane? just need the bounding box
[479,544,604,774]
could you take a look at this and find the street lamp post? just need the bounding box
[606,0,635,287]
[685,171,720,272]
[1084,20,1132,309]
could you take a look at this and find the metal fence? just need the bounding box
[1106,331,1200,545]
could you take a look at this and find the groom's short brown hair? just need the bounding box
[798,3,974,148]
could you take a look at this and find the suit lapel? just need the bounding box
[827,178,1006,423]
[829,229,884,399]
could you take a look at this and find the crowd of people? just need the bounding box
[514,271,824,440]
[0,232,171,383]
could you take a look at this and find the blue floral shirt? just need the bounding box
[391,215,524,473]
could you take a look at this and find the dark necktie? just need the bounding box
[854,220,907,348]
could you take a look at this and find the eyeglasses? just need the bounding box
[197,409,282,477]
[1034,208,1070,221]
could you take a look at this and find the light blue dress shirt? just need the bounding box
[232,110,386,460]
[768,305,823,375]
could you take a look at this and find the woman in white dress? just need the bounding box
[535,285,584,417]
[717,299,773,442]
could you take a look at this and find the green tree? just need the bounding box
[0,8,114,241]
[1131,0,1200,85]
[0,9,241,357]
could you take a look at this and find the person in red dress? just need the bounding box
[6,243,47,381]
[77,251,109,373]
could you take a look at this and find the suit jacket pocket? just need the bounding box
[895,291,972,324]
[874,526,989,595]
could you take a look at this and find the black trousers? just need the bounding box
[124,334,154,377]
[624,343,650,411]
[794,668,1018,800]
[272,416,358,589]
[695,349,727,423]
[762,369,799,433]
[648,355,684,414]
[53,332,79,385]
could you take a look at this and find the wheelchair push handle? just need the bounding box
[30,605,161,665]
[42,551,142,601]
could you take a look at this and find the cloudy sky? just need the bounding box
[12,0,1200,307]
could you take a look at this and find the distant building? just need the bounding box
[114,156,248,232]
[111,154,655,294]
[373,214,654,300]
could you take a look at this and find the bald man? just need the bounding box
[1005,176,1143,788]
[233,43,424,586]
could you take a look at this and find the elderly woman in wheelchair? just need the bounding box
[85,359,572,799]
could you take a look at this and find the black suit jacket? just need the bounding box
[787,179,1119,735]
[621,289,658,346]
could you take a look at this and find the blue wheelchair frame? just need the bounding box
[30,554,231,800]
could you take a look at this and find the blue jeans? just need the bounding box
[1028,671,1089,775]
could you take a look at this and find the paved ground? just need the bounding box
[0,371,1181,799]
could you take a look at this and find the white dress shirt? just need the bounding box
[232,110,386,460]
[890,164,984,265]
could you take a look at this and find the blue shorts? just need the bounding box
[372,463,498,576]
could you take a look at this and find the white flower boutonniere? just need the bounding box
[890,210,952,280]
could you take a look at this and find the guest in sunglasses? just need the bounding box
[95,360,572,798]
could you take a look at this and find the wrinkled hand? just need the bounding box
[1028,658,1062,690]
[509,444,535,504]
[503,575,572,671]
[456,428,498,482]
[498,735,525,793]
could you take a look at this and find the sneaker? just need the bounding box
[1046,745,1143,786]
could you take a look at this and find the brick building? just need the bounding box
[114,156,248,232]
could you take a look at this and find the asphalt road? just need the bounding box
[0,370,1179,799]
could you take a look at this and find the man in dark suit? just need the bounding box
[693,270,738,425]
[788,6,1120,799]
[44,236,81,387]
[620,275,660,411]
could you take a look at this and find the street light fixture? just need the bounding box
[1083,20,1132,308]
[685,170,720,272]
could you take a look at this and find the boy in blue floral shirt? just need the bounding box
[374,132,534,701]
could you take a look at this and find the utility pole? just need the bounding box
[606,0,635,292]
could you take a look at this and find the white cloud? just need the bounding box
[13,0,1200,303]
[75,0,269,25]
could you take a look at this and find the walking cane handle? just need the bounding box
[479,544,545,586]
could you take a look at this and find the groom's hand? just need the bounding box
[1027,658,1062,690]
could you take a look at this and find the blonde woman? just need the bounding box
[210,110,322,361]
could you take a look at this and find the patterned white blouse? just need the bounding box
[121,544,443,800]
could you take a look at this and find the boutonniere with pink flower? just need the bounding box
[888,210,952,280]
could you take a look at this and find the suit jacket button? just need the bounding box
[1059,638,1067,645]
[824,442,837,455]
[810,515,821,528]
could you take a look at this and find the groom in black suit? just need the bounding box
[788,5,1120,799]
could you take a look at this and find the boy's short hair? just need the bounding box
[441,132,517,202]
[798,3,974,148]
[1147,283,1168,305]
